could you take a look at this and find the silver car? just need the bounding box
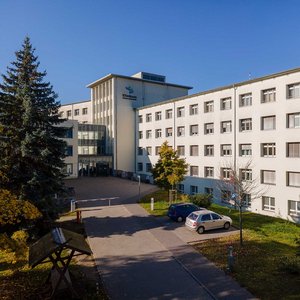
[185,210,232,234]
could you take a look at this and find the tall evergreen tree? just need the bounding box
[0,37,66,214]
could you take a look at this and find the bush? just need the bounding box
[278,256,300,275]
[189,193,212,208]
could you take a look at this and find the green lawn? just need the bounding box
[0,219,107,299]
[139,190,300,300]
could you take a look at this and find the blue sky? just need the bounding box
[1,0,300,104]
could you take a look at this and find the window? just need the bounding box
[166,109,173,119]
[287,172,300,187]
[261,143,276,157]
[178,184,184,193]
[204,100,214,113]
[177,146,185,156]
[287,142,300,157]
[288,200,300,217]
[221,190,231,202]
[190,124,199,136]
[221,168,231,180]
[261,170,276,185]
[155,146,161,155]
[65,164,73,175]
[204,145,214,156]
[74,109,80,116]
[240,93,252,107]
[261,116,276,130]
[220,97,232,110]
[204,167,214,178]
[146,146,152,155]
[204,187,213,195]
[221,144,232,156]
[138,115,143,123]
[204,123,214,135]
[287,83,300,99]
[82,108,88,115]
[242,194,251,207]
[67,110,72,117]
[240,169,252,181]
[221,121,232,133]
[139,131,143,139]
[262,196,275,211]
[155,111,162,121]
[146,113,152,122]
[190,145,199,156]
[146,130,152,139]
[262,88,276,103]
[177,126,185,137]
[190,104,198,115]
[66,145,73,156]
[65,127,73,139]
[190,185,198,195]
[166,127,173,137]
[239,144,252,156]
[137,163,143,172]
[155,129,162,138]
[146,163,152,172]
[138,147,143,155]
[287,112,300,128]
[240,118,252,132]
[177,106,185,117]
[190,166,199,176]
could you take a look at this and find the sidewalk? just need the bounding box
[76,179,255,299]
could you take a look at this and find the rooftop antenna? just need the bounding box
[249,72,252,80]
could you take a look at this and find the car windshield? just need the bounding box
[188,213,198,221]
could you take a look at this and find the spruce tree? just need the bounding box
[0,37,67,215]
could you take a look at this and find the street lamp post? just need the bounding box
[137,175,141,201]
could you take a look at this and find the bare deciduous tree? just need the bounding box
[218,160,266,246]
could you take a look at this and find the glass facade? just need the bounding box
[78,124,106,156]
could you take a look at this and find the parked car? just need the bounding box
[185,210,232,234]
[167,203,204,222]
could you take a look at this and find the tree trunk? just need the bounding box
[239,206,243,247]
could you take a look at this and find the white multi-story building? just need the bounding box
[136,68,300,222]
[60,100,92,123]
[86,72,191,173]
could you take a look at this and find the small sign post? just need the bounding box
[151,198,154,211]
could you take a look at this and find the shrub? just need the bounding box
[189,193,212,208]
[278,256,300,275]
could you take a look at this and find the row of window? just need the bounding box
[138,113,300,138]
[137,159,300,187]
[138,83,300,123]
[179,184,300,216]
[62,107,88,118]
[138,142,300,158]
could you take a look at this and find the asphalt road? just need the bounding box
[67,177,255,300]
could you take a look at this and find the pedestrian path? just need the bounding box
[83,200,256,299]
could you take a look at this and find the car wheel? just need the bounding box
[197,226,205,234]
[224,222,230,230]
[177,216,183,222]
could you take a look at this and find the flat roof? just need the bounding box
[138,67,300,110]
[61,99,90,107]
[86,73,192,89]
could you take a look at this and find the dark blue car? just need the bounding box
[167,203,204,222]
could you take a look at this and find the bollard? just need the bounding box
[151,198,154,211]
[70,199,75,212]
[76,210,82,224]
[227,246,234,272]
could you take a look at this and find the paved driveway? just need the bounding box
[67,177,254,300]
